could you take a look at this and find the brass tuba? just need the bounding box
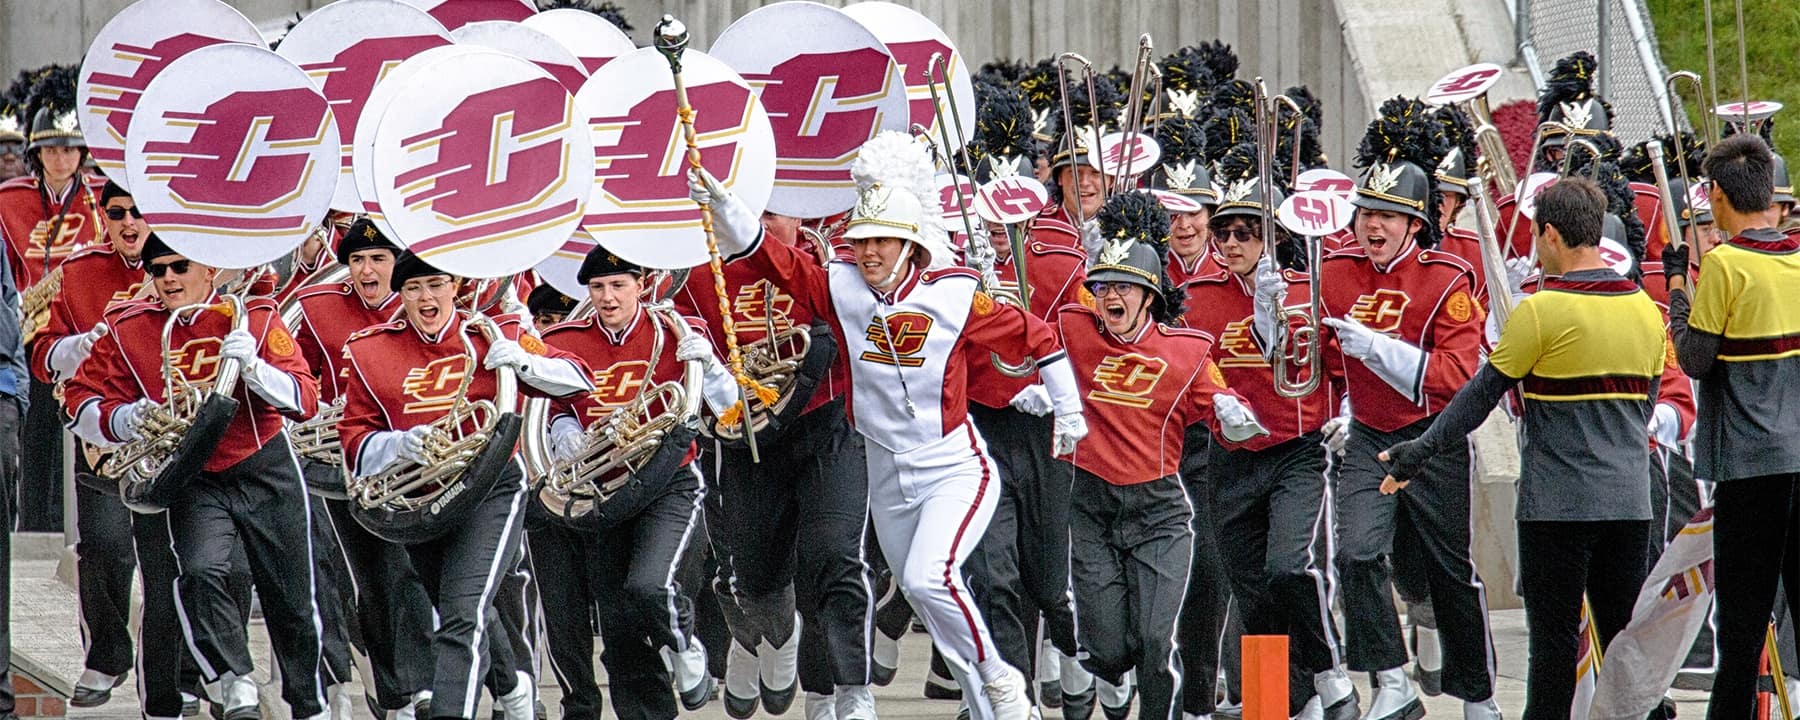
[102,295,248,513]
[534,301,703,530]
[348,312,522,544]
[278,264,353,497]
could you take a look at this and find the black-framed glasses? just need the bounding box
[1216,228,1260,245]
[146,259,191,278]
[104,205,143,221]
[1086,281,1138,297]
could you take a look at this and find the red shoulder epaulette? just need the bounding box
[919,267,979,283]
[1415,248,1477,274]
[0,176,37,193]
[103,298,162,323]
[294,280,354,301]
[1028,240,1085,261]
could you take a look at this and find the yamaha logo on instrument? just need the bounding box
[401,355,471,414]
[860,313,932,367]
[1347,290,1409,334]
[1088,353,1168,409]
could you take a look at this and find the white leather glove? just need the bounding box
[1321,415,1350,454]
[49,324,108,380]
[549,415,585,466]
[1052,412,1088,456]
[675,333,715,364]
[398,425,436,465]
[1213,393,1269,443]
[1252,255,1285,354]
[1008,384,1053,416]
[485,338,530,373]
[688,167,764,258]
[1322,316,1425,401]
[220,328,257,363]
[1253,255,1285,310]
[1648,403,1682,448]
[1504,257,1534,300]
[110,399,157,443]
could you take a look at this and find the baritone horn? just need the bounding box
[102,295,248,513]
[535,300,702,529]
[1255,79,1320,398]
[349,313,521,544]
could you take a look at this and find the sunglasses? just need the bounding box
[104,205,143,221]
[1216,228,1260,245]
[0,142,21,158]
[1086,281,1139,297]
[146,259,191,278]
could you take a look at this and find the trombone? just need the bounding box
[923,53,1035,379]
[1055,51,1105,223]
[1254,78,1319,398]
[1114,34,1157,190]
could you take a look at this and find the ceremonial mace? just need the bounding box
[655,15,775,462]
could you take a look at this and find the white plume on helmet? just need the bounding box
[846,130,953,269]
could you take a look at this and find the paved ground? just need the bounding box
[12,554,1718,720]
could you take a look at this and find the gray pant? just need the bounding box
[1069,470,1193,720]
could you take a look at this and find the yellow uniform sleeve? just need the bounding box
[1688,250,1737,336]
[1486,296,1543,380]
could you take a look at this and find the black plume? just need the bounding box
[1432,105,1478,170]
[975,59,1030,86]
[537,0,633,34]
[23,64,79,123]
[1208,78,1257,117]
[1154,114,1207,166]
[1159,46,1217,94]
[1201,107,1254,165]
[1097,188,1172,245]
[1215,141,1260,185]
[969,83,1037,181]
[1194,40,1239,84]
[1,68,37,128]
[1044,72,1125,138]
[1537,51,1614,126]
[1282,86,1324,126]
[1016,58,1062,113]
[1355,96,1447,247]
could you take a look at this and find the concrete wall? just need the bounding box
[2,0,1375,169]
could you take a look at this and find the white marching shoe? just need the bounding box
[983,665,1033,720]
[1463,698,1502,720]
[497,671,535,720]
[833,684,877,720]
[1360,668,1423,720]
[805,691,838,720]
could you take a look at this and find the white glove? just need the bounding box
[1504,257,1534,299]
[398,425,436,465]
[688,167,764,258]
[1008,384,1053,416]
[675,333,717,364]
[110,398,157,443]
[484,338,530,373]
[1322,316,1380,359]
[49,324,108,379]
[549,415,585,466]
[1648,403,1682,448]
[219,328,258,363]
[1213,393,1269,443]
[1253,255,1285,310]
[1322,315,1425,401]
[1321,415,1350,455]
[1052,412,1088,456]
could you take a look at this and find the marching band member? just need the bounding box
[1057,191,1267,720]
[959,80,1094,717]
[0,113,23,181]
[2,82,102,534]
[1383,178,1664,720]
[1182,175,1359,720]
[1664,134,1800,720]
[690,130,1086,720]
[527,285,578,333]
[672,208,873,720]
[538,247,737,720]
[63,235,327,720]
[1318,98,1498,720]
[289,219,436,719]
[33,181,199,718]
[1152,114,1224,285]
[338,251,590,720]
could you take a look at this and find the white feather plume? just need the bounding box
[851,130,952,268]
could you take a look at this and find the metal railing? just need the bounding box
[1517,0,1684,141]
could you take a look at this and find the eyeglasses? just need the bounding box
[1216,228,1260,245]
[400,277,455,299]
[146,259,191,278]
[1086,281,1139,297]
[104,205,143,221]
